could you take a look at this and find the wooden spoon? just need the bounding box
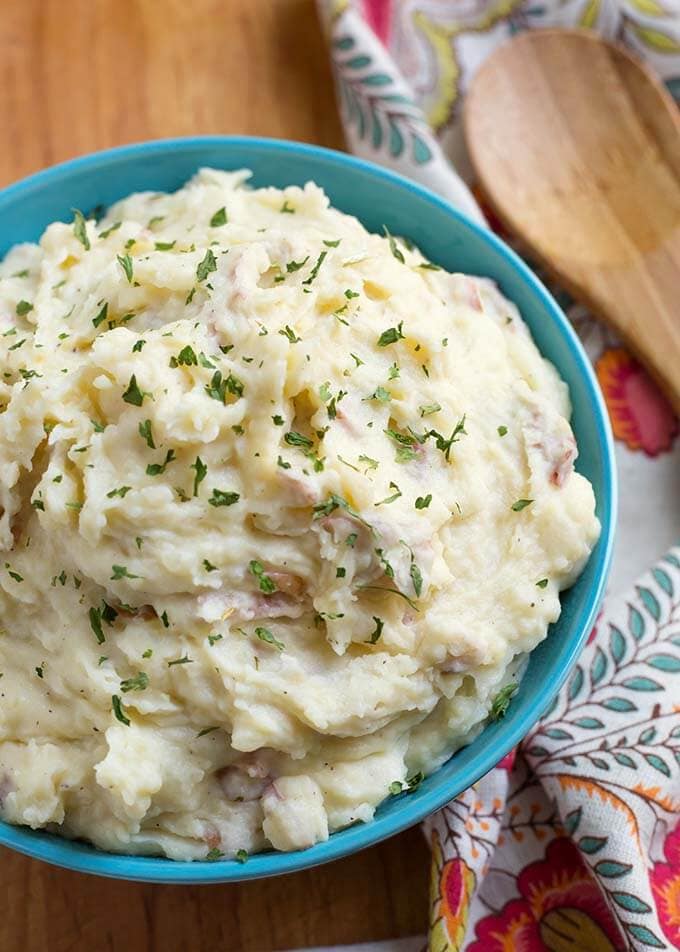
[464,28,680,413]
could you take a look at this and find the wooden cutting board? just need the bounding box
[0,1,429,949]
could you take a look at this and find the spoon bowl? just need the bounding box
[464,28,680,412]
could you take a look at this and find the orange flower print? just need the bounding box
[650,821,680,947]
[596,347,678,457]
[469,838,625,951]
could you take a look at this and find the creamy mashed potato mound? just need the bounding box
[0,170,599,859]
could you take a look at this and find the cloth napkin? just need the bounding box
[312,3,680,950]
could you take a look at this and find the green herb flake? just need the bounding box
[323,239,341,248]
[490,682,518,720]
[146,449,175,476]
[106,486,132,499]
[208,488,240,507]
[208,632,223,647]
[170,344,198,367]
[235,849,249,863]
[366,616,384,644]
[377,321,405,348]
[210,207,228,227]
[117,254,134,283]
[89,607,105,644]
[302,251,327,286]
[336,567,346,578]
[15,300,33,317]
[370,386,391,403]
[276,455,291,470]
[358,454,379,471]
[110,564,141,580]
[99,221,121,239]
[255,626,284,650]
[120,671,149,693]
[111,694,130,726]
[280,200,295,214]
[167,655,193,667]
[249,560,277,594]
[511,498,533,512]
[138,419,155,449]
[419,403,441,418]
[375,481,402,506]
[415,494,432,510]
[536,578,549,589]
[410,559,423,598]
[284,431,313,449]
[279,325,301,343]
[190,456,208,496]
[203,559,218,572]
[72,209,91,250]
[498,425,508,437]
[196,249,217,282]
[286,256,309,273]
[132,339,146,353]
[122,374,145,406]
[142,647,152,658]
[197,726,219,738]
[382,225,405,263]
[272,414,284,426]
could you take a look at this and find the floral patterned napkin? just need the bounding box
[313,3,680,950]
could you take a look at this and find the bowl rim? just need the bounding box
[0,135,617,883]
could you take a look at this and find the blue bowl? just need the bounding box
[0,137,616,883]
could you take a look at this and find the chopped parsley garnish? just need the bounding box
[336,567,346,578]
[423,416,467,462]
[120,671,149,693]
[490,682,518,720]
[302,251,327,286]
[91,418,105,433]
[6,565,23,583]
[185,287,196,305]
[154,240,176,251]
[208,489,240,507]
[279,325,300,343]
[89,607,105,644]
[117,253,133,283]
[284,431,313,449]
[72,209,90,250]
[167,655,193,667]
[511,498,533,512]
[418,261,442,271]
[111,694,130,726]
[132,339,146,353]
[122,375,145,406]
[255,627,284,650]
[410,557,423,597]
[370,386,391,403]
[249,560,277,594]
[208,632,223,646]
[346,532,357,547]
[106,486,132,498]
[196,249,217,282]
[110,564,141,580]
[8,338,26,351]
[359,454,379,471]
[323,239,341,247]
[276,456,291,469]
[388,363,400,379]
[272,415,284,426]
[344,288,360,299]
[35,664,44,679]
[377,322,404,347]
[190,456,208,496]
[169,344,198,367]
[375,482,402,506]
[16,300,33,317]
[286,257,309,273]
[360,585,419,611]
[235,849,249,863]
[138,419,155,449]
[146,449,176,476]
[419,403,441,418]
[390,773,425,794]
[205,369,244,403]
[313,495,369,531]
[382,225,404,263]
[142,647,152,658]
[498,425,508,437]
[205,847,224,862]
[366,616,384,644]
[280,200,295,214]
[415,494,432,510]
[31,497,45,511]
[210,207,228,227]
[375,548,394,579]
[203,559,217,572]
[319,382,332,402]
[536,578,549,589]
[99,221,121,239]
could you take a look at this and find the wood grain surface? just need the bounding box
[0,1,429,949]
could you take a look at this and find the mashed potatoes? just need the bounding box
[0,170,599,860]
